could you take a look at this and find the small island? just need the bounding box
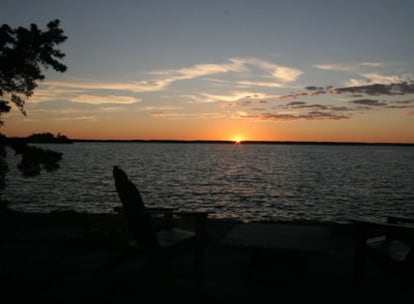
[26,132,73,144]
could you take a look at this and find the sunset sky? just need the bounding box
[2,0,414,143]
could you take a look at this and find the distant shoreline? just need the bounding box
[7,137,414,146]
[71,139,414,146]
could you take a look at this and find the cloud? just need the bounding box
[360,62,385,67]
[392,99,414,104]
[280,81,414,99]
[314,64,354,72]
[150,112,224,120]
[44,80,169,93]
[364,73,411,84]
[237,58,303,82]
[69,94,141,105]
[150,59,245,82]
[272,66,303,82]
[274,79,414,123]
[236,80,283,88]
[150,57,303,86]
[31,87,83,103]
[314,62,386,72]
[185,91,277,104]
[350,99,387,107]
[52,116,97,121]
[237,111,350,121]
[345,78,371,87]
[36,58,301,106]
[202,92,255,102]
[386,99,414,109]
[305,86,325,91]
[345,73,412,87]
[137,105,182,112]
[334,82,414,96]
[286,101,306,106]
[220,101,253,108]
[282,102,351,112]
[280,92,309,99]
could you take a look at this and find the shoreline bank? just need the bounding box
[0,210,412,302]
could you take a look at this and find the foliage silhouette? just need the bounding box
[27,132,72,143]
[0,20,67,205]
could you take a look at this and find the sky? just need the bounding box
[2,0,414,143]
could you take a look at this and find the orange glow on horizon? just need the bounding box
[2,111,414,144]
[231,135,245,144]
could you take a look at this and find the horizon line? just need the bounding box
[71,139,414,146]
[7,135,414,145]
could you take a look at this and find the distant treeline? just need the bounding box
[25,132,73,144]
[72,139,414,146]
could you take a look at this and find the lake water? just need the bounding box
[3,142,414,223]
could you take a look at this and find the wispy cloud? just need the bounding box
[150,111,224,120]
[149,59,245,81]
[350,99,387,106]
[334,82,414,95]
[69,94,141,105]
[314,64,354,72]
[202,77,285,89]
[360,62,385,67]
[220,101,253,108]
[236,80,283,88]
[206,92,248,103]
[389,99,414,109]
[137,105,183,112]
[44,80,168,93]
[314,61,386,72]
[236,111,350,121]
[236,58,303,82]
[281,101,351,112]
[270,79,414,123]
[31,87,83,103]
[184,91,276,104]
[33,57,301,106]
[150,57,303,85]
[52,116,97,121]
[280,81,414,99]
[345,73,413,87]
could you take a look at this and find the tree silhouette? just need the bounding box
[0,20,67,206]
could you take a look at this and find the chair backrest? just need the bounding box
[113,166,159,248]
[113,166,146,215]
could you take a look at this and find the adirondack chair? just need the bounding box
[352,215,414,290]
[98,166,209,278]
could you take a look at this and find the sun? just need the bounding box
[232,136,244,144]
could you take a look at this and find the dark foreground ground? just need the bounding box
[0,210,412,303]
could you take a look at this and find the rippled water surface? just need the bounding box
[3,142,414,222]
